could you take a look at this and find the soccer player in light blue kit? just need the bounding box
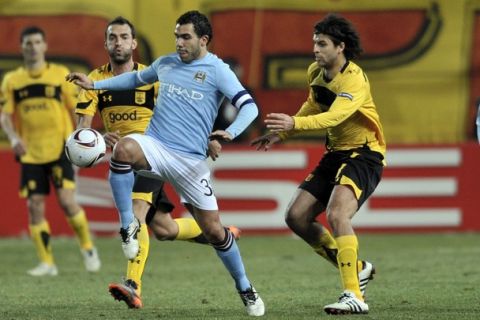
[67,10,265,316]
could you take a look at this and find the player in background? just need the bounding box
[67,11,264,316]
[75,16,240,307]
[0,26,100,276]
[252,14,384,314]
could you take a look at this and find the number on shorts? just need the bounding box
[200,178,213,196]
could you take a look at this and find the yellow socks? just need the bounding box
[67,209,93,250]
[312,228,364,272]
[312,227,339,267]
[174,218,202,241]
[336,235,362,300]
[29,220,54,265]
[126,223,149,295]
[126,219,203,294]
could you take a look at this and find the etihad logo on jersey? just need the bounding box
[163,83,204,101]
[109,110,137,123]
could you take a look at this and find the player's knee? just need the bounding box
[326,211,347,232]
[203,225,225,243]
[112,138,137,163]
[56,196,78,216]
[285,206,305,231]
[27,197,42,212]
[284,213,295,229]
[27,197,45,222]
[60,203,80,217]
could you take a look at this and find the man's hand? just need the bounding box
[264,113,294,132]
[103,131,121,149]
[250,133,281,151]
[65,72,94,90]
[207,139,222,161]
[209,130,233,142]
[10,137,27,157]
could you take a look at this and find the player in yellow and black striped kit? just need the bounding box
[0,26,100,276]
[252,14,385,314]
[75,17,239,309]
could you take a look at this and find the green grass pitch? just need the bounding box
[1,233,479,319]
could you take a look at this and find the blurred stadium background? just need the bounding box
[1,0,479,237]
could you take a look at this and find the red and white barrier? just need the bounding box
[1,143,479,236]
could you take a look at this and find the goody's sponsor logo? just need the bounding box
[109,110,137,123]
[23,102,48,113]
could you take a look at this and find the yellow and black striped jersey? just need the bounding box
[75,63,157,136]
[1,63,77,164]
[282,61,386,157]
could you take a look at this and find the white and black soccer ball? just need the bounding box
[65,128,106,168]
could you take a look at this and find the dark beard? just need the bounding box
[109,52,131,65]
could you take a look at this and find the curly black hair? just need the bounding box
[176,10,213,45]
[314,14,363,60]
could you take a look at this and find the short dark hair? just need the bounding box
[176,10,213,44]
[20,26,45,43]
[314,14,363,60]
[105,16,136,39]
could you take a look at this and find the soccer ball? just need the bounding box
[65,128,106,168]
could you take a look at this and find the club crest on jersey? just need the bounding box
[45,85,55,98]
[135,91,146,104]
[194,71,206,83]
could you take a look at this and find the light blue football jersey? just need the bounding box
[94,52,256,159]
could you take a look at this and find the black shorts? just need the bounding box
[132,170,175,224]
[20,151,75,197]
[300,147,384,209]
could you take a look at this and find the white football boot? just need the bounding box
[120,218,140,260]
[324,291,369,315]
[239,286,265,316]
[82,247,101,272]
[358,260,375,298]
[27,262,58,276]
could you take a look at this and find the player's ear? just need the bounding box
[132,38,138,50]
[200,35,209,47]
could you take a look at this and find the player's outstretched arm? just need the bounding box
[265,113,295,132]
[250,133,281,151]
[66,72,94,90]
